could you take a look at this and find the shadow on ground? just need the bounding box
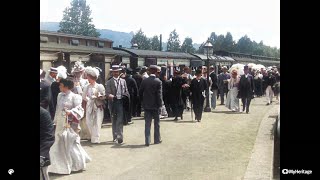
[110,144,148,149]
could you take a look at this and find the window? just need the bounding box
[71,39,79,46]
[98,42,104,48]
[40,36,48,43]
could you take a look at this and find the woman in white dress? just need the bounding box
[82,66,106,144]
[225,70,240,112]
[48,78,91,175]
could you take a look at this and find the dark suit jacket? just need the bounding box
[105,78,129,111]
[139,75,163,110]
[40,107,55,161]
[238,74,255,98]
[209,72,218,90]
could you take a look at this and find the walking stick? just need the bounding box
[190,97,193,122]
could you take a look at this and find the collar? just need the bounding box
[113,77,120,81]
[150,74,156,77]
[61,90,71,96]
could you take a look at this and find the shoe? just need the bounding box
[145,143,149,146]
[266,103,270,105]
[154,140,162,144]
[220,103,225,105]
[174,117,178,120]
[117,138,123,144]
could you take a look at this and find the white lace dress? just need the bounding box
[48,91,91,174]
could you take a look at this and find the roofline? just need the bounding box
[40,30,113,43]
[40,44,130,57]
[114,48,198,59]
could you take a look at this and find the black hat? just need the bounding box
[195,69,202,75]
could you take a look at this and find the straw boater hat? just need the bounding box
[110,65,122,72]
[71,61,85,74]
[85,66,100,78]
[48,67,58,73]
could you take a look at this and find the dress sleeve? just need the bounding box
[71,94,84,120]
[97,84,106,100]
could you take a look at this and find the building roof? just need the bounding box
[191,54,235,62]
[40,30,113,43]
[114,48,198,59]
[40,43,131,57]
[233,57,259,63]
[257,60,280,64]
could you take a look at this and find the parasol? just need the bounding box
[229,63,245,75]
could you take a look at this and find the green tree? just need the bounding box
[214,35,225,51]
[167,29,181,52]
[58,0,100,37]
[181,37,196,53]
[222,32,235,52]
[150,35,160,51]
[130,29,151,50]
[236,35,253,53]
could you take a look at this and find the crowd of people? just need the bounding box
[40,61,280,179]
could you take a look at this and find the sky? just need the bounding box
[40,0,280,48]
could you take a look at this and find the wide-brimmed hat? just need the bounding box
[110,65,122,72]
[85,66,100,78]
[71,61,85,73]
[48,67,58,73]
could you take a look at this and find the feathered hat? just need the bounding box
[56,65,67,79]
[85,66,100,78]
[71,61,85,74]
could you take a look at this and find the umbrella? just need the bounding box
[252,64,266,71]
[229,63,245,75]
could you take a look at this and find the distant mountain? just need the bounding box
[40,22,199,50]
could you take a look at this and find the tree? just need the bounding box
[236,35,253,53]
[167,29,181,52]
[58,0,100,37]
[223,32,235,52]
[214,35,225,51]
[181,37,196,53]
[130,29,151,50]
[150,35,160,51]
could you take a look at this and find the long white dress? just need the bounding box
[48,91,91,174]
[225,77,240,112]
[83,83,105,143]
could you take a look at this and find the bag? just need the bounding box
[40,156,50,167]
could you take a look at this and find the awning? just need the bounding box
[190,60,203,67]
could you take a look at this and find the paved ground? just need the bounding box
[50,96,279,180]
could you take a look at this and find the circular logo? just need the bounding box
[282,169,288,174]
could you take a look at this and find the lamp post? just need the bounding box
[204,38,213,112]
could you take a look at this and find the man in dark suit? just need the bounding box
[40,106,55,180]
[190,69,207,122]
[132,67,143,117]
[105,65,129,144]
[139,65,163,146]
[121,68,138,125]
[217,66,230,105]
[209,66,218,110]
[238,65,255,113]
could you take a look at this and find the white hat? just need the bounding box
[110,65,122,72]
[56,66,67,79]
[48,67,58,73]
[71,61,85,73]
[85,66,100,78]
